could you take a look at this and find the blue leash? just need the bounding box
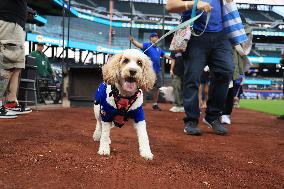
[144,0,211,53]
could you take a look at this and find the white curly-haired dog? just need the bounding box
[93,49,156,160]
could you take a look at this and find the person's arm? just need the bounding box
[163,54,174,61]
[242,33,253,55]
[170,59,176,79]
[166,0,212,13]
[163,54,175,78]
[129,35,143,49]
[234,44,246,57]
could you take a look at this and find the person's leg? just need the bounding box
[152,88,159,104]
[170,75,179,112]
[6,68,21,101]
[175,75,183,107]
[0,69,18,118]
[0,69,17,118]
[233,82,241,108]
[170,75,183,112]
[204,32,234,134]
[183,35,209,135]
[203,82,209,108]
[198,84,203,108]
[152,72,162,111]
[179,76,184,107]
[0,69,12,99]
[223,86,234,115]
[221,86,234,124]
[183,38,208,122]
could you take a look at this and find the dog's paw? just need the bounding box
[98,147,110,156]
[140,151,153,160]
[93,134,100,142]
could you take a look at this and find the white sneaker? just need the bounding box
[178,107,185,112]
[169,106,180,112]
[221,115,231,125]
[0,106,17,119]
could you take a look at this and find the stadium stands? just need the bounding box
[73,0,179,23]
[239,9,281,22]
[33,16,140,49]
[257,50,282,57]
[75,0,170,16]
[72,1,283,23]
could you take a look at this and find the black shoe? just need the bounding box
[277,115,284,120]
[152,104,162,111]
[203,118,228,135]
[184,120,202,135]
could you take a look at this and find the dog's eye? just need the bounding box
[123,58,129,63]
[137,60,143,66]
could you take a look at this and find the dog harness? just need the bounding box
[94,83,144,128]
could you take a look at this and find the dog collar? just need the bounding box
[109,85,141,128]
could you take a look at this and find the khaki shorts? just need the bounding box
[0,20,25,70]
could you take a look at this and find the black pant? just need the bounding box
[183,31,234,122]
[224,81,243,115]
[223,87,234,115]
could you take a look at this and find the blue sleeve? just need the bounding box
[133,106,145,123]
[142,42,150,51]
[160,48,165,57]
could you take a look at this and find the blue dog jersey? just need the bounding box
[94,83,144,127]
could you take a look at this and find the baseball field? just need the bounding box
[0,104,283,188]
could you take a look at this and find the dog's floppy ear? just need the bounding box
[141,56,156,91]
[102,53,122,85]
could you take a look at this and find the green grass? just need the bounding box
[240,99,284,116]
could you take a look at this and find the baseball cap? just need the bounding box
[150,32,158,38]
[37,42,45,46]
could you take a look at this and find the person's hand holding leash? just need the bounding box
[197,1,212,12]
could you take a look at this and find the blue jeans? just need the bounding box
[183,31,234,122]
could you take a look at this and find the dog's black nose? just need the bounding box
[129,69,137,76]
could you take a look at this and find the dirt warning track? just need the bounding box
[0,104,283,188]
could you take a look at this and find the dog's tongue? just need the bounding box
[123,81,137,92]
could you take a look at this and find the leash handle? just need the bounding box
[143,12,203,53]
[143,0,207,53]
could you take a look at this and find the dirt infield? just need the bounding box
[0,104,283,189]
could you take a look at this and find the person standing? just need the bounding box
[222,15,253,124]
[167,0,234,135]
[29,43,54,79]
[129,32,174,111]
[169,52,184,112]
[0,0,32,118]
